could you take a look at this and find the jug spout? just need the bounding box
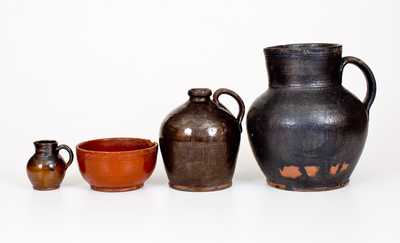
[264,43,342,88]
[188,88,212,102]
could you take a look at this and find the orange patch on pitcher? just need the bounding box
[330,164,340,175]
[304,166,319,177]
[279,166,302,179]
[340,162,349,172]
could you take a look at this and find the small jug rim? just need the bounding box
[34,140,57,145]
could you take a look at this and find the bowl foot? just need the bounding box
[90,184,143,192]
[267,180,349,192]
[169,182,232,192]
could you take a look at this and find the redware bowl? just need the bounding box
[76,138,158,192]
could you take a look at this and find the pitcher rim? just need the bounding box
[264,43,342,56]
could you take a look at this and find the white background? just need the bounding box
[0,1,398,242]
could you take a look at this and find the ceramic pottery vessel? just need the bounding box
[160,88,245,192]
[27,140,74,190]
[247,43,376,191]
[76,138,157,192]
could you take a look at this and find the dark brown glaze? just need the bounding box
[76,138,157,192]
[247,43,376,191]
[27,140,74,190]
[160,88,245,192]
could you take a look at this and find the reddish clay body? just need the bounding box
[76,138,157,192]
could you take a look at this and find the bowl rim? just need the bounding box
[76,137,158,154]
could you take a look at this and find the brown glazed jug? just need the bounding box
[160,88,245,192]
[247,43,376,191]
[27,140,74,190]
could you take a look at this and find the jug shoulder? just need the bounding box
[27,154,66,168]
[160,101,240,142]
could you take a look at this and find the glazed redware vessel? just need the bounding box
[76,138,157,192]
[160,88,245,192]
[27,140,74,190]
[247,43,376,191]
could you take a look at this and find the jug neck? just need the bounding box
[34,140,58,156]
[264,44,342,88]
[188,88,212,103]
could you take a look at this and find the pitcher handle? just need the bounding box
[213,88,245,131]
[56,144,74,169]
[339,56,377,114]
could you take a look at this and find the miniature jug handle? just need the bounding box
[339,56,377,114]
[213,88,245,131]
[56,144,74,169]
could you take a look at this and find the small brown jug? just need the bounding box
[27,140,74,190]
[160,88,245,192]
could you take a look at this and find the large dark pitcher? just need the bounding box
[247,43,376,191]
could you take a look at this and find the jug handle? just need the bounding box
[339,56,377,114]
[213,88,245,131]
[56,144,74,169]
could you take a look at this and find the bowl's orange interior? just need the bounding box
[78,138,155,152]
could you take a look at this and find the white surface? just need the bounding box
[0,1,398,242]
